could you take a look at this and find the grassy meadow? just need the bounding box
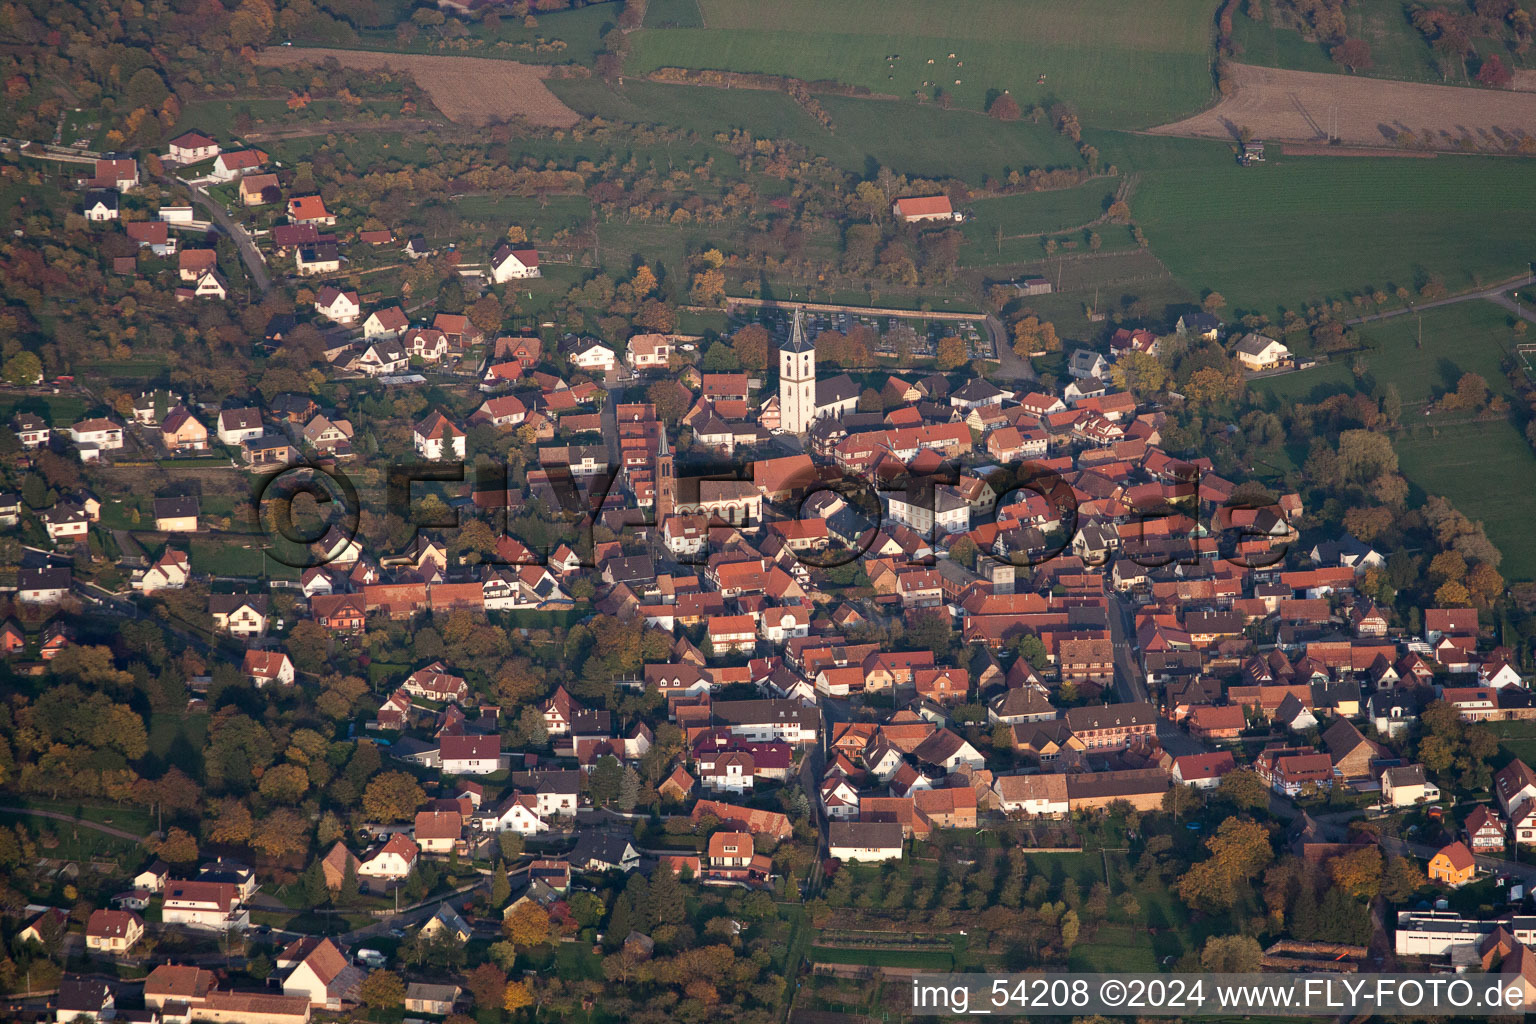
[1395,419,1536,581]
[1123,140,1536,316]
[627,0,1218,128]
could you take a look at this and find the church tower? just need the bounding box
[653,423,675,522]
[778,307,816,435]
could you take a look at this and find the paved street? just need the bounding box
[154,174,271,293]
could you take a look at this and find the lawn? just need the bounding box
[1394,418,1536,580]
[1127,140,1536,316]
[1487,720,1536,769]
[626,0,1219,129]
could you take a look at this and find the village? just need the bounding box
[6,116,1536,1023]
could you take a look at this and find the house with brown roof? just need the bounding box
[1065,768,1170,812]
[413,810,463,854]
[1427,840,1476,887]
[280,936,364,1009]
[85,908,145,952]
[993,773,1069,816]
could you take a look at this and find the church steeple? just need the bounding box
[654,419,674,522]
[778,306,816,434]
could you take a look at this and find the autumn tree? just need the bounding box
[731,323,771,371]
[935,335,966,370]
[363,772,427,822]
[1176,817,1275,912]
[988,91,1022,121]
[1330,845,1383,900]
[466,963,506,1009]
[1110,350,1168,397]
[359,970,405,1009]
[1332,38,1374,71]
[1202,291,1227,314]
[1477,53,1513,87]
[1201,934,1263,971]
[646,379,690,425]
[504,900,550,949]
[504,980,534,1011]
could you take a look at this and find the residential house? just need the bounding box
[85,909,145,952]
[490,244,540,283]
[153,496,200,532]
[314,286,361,324]
[405,983,461,1016]
[168,130,219,163]
[358,834,418,892]
[413,410,466,460]
[1234,333,1293,372]
[209,594,268,637]
[216,408,264,446]
[1427,841,1477,887]
[242,650,295,688]
[828,821,904,862]
[891,195,955,223]
[1381,764,1440,807]
[162,880,248,931]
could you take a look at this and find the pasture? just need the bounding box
[548,78,1085,182]
[1126,140,1536,316]
[626,0,1218,128]
[1394,419,1536,581]
[1349,301,1523,405]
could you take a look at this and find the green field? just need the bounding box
[1395,419,1536,580]
[548,78,1085,182]
[627,0,1218,129]
[1126,140,1536,315]
[1351,301,1523,403]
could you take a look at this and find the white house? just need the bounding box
[477,793,549,836]
[1234,333,1293,372]
[440,734,501,775]
[626,333,673,371]
[827,821,903,863]
[83,190,119,222]
[189,270,228,301]
[357,834,418,893]
[314,286,361,325]
[211,149,266,181]
[562,338,616,374]
[352,338,409,377]
[209,594,268,638]
[161,880,248,931]
[279,937,364,1011]
[167,130,220,164]
[363,306,409,339]
[133,549,190,593]
[242,649,295,688]
[216,408,265,445]
[992,774,1069,817]
[413,410,466,460]
[68,418,124,451]
[489,244,540,283]
[1381,764,1440,807]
